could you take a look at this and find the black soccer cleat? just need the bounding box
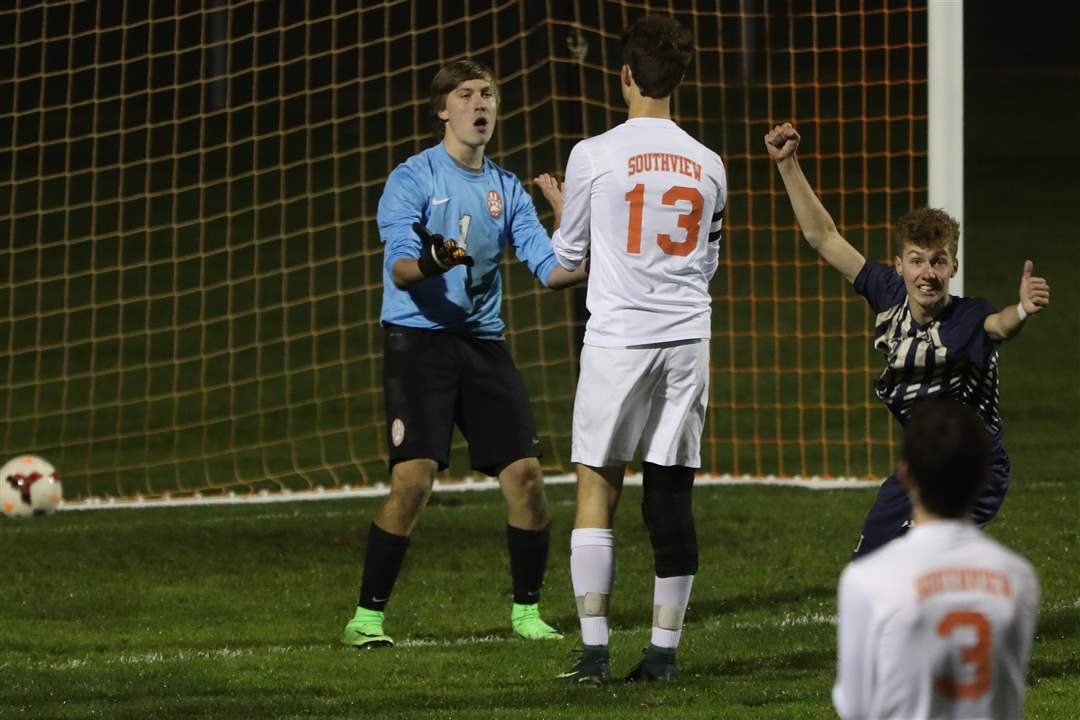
[624,644,678,683]
[556,644,611,685]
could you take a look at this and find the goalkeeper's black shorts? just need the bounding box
[382,324,542,476]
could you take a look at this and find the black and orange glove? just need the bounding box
[412,222,474,277]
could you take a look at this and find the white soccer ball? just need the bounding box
[1,455,63,518]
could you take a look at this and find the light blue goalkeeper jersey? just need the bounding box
[377,143,559,339]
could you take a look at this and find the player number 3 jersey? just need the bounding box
[552,117,727,347]
[833,522,1039,720]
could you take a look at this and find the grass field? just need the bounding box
[3,477,1078,719]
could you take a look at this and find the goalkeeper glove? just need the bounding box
[412,222,474,277]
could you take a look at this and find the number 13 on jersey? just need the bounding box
[625,183,704,257]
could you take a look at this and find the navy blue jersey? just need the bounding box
[853,261,1003,439]
[377,143,559,339]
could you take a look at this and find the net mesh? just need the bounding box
[0,0,927,502]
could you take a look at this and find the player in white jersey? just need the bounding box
[548,15,727,684]
[833,398,1040,720]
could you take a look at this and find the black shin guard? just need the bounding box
[641,462,698,578]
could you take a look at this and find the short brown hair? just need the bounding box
[622,15,694,99]
[903,398,991,518]
[428,59,496,135]
[893,207,960,258]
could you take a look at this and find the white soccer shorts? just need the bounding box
[571,340,709,468]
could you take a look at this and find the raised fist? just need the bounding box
[765,122,801,162]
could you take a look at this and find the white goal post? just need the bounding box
[928,0,965,294]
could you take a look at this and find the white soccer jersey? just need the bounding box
[552,117,727,347]
[833,521,1040,720]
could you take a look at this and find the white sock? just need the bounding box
[570,527,615,647]
[650,574,694,649]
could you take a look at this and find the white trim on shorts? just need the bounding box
[571,339,709,468]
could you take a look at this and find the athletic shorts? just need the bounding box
[571,339,709,468]
[382,324,541,476]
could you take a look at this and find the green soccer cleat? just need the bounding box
[623,644,678,683]
[556,645,611,685]
[511,602,563,640]
[341,607,394,649]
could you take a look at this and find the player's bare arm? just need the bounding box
[984,259,1051,340]
[534,172,588,289]
[766,122,866,283]
[546,264,588,289]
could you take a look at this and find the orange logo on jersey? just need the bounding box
[487,190,503,219]
[914,567,1013,600]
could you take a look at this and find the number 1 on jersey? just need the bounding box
[625,184,645,254]
[625,183,703,257]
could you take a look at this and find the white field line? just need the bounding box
[733,612,838,630]
[59,473,878,512]
[5,614,838,672]
[9,598,1077,672]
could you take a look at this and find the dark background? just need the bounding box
[0,1,1076,500]
[963,1,1079,491]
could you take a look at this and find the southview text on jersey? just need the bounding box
[378,143,559,339]
[833,521,1039,719]
[552,117,727,346]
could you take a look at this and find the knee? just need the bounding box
[389,460,437,513]
[502,458,545,496]
[501,458,550,521]
[642,463,698,577]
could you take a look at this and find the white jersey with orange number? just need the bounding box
[833,521,1040,720]
[552,117,726,347]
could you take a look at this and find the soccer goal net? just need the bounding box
[1,1,933,504]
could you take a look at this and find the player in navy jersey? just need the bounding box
[341,59,587,648]
[765,122,1051,558]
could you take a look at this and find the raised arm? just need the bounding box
[535,171,587,290]
[550,141,593,273]
[983,260,1051,340]
[765,123,866,283]
[379,166,472,288]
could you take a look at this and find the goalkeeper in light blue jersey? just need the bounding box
[377,127,567,338]
[341,59,586,649]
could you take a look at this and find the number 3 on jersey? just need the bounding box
[935,610,992,700]
[625,183,703,256]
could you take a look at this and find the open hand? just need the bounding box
[534,173,564,218]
